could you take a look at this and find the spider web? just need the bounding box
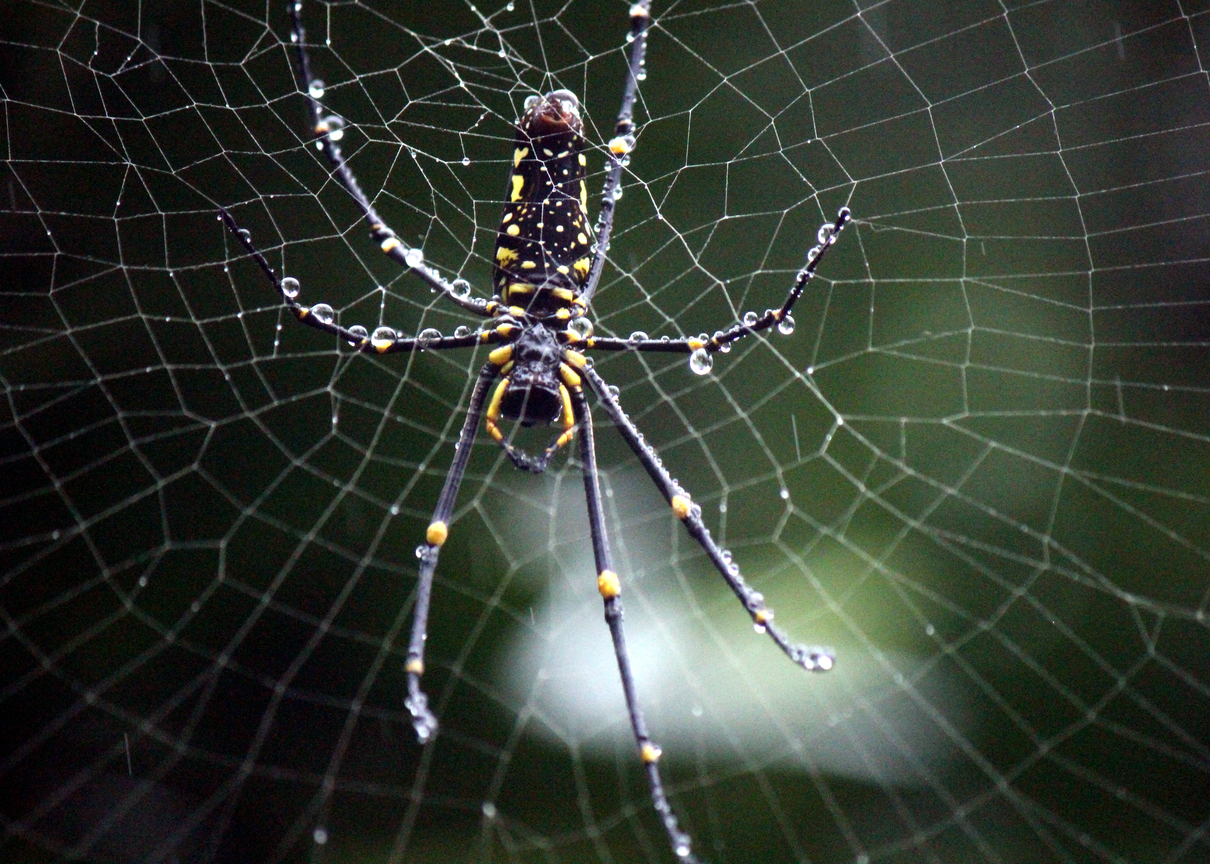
[4,0,1210,861]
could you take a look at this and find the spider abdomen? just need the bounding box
[493,90,594,315]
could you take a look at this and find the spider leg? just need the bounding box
[582,365,834,673]
[586,206,851,355]
[569,382,699,864]
[579,0,651,307]
[287,2,492,317]
[404,361,501,741]
[220,208,484,353]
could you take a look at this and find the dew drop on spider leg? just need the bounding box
[347,324,368,346]
[628,330,648,345]
[404,247,424,268]
[311,303,334,324]
[371,326,396,349]
[417,327,441,349]
[743,310,758,327]
[568,317,593,339]
[451,278,471,298]
[454,325,472,338]
[778,314,795,335]
[689,348,713,375]
[280,277,300,298]
[308,79,325,99]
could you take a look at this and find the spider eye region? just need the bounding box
[500,325,565,426]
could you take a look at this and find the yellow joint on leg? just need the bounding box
[405,658,424,674]
[381,236,401,254]
[552,287,574,302]
[671,495,692,520]
[640,743,662,763]
[559,384,575,433]
[488,345,513,366]
[509,306,527,318]
[426,521,449,547]
[564,349,586,369]
[486,378,509,442]
[560,363,581,388]
[687,338,706,351]
[598,569,621,599]
[754,608,772,625]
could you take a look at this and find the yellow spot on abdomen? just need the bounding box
[506,223,520,236]
[510,173,525,202]
[514,146,529,167]
[496,247,518,266]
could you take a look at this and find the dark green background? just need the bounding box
[3,1,1210,861]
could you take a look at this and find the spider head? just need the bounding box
[501,324,564,427]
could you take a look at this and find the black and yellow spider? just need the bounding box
[221,2,849,859]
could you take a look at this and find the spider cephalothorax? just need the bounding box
[221,2,849,859]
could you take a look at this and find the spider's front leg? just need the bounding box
[583,364,835,673]
[569,382,699,864]
[404,360,501,740]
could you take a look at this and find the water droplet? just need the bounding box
[404,247,424,268]
[612,185,624,201]
[778,314,795,335]
[817,223,834,245]
[390,504,400,515]
[506,0,514,10]
[689,348,713,375]
[418,327,442,348]
[322,115,345,141]
[237,228,251,242]
[497,48,506,58]
[347,324,368,345]
[675,843,691,858]
[628,330,648,344]
[808,244,823,261]
[451,278,471,298]
[371,325,395,348]
[754,623,767,634]
[454,325,472,338]
[482,801,498,819]
[524,94,540,110]
[280,276,300,298]
[308,79,325,99]
[742,310,758,327]
[311,303,334,324]
[608,385,620,399]
[312,827,329,845]
[568,317,593,339]
[780,488,790,500]
[461,156,470,166]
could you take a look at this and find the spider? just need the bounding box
[221,2,849,860]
